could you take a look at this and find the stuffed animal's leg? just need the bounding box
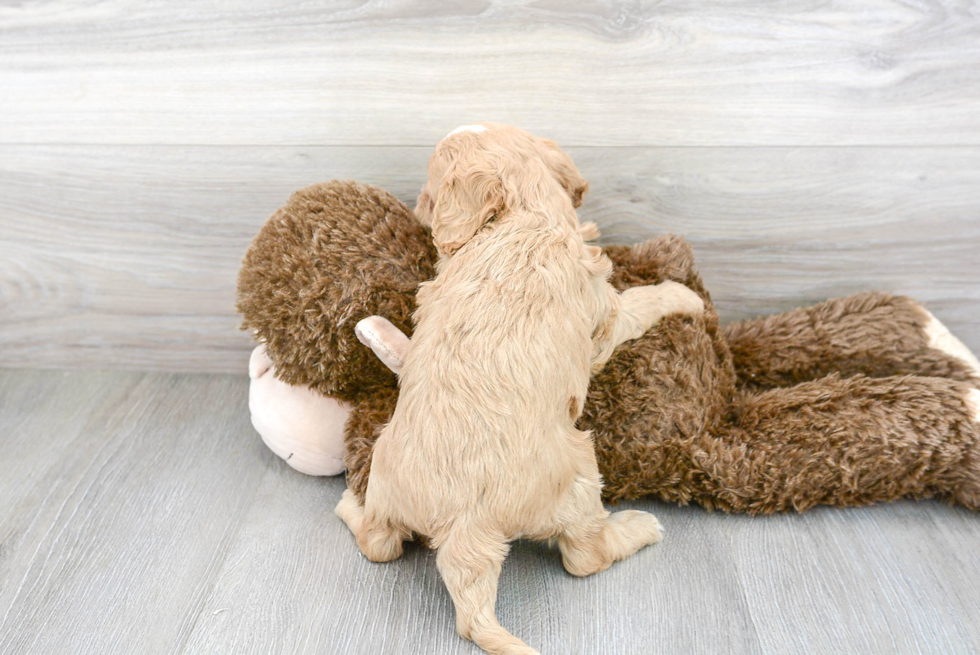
[592,281,705,372]
[723,292,980,389]
[435,522,538,655]
[701,375,980,513]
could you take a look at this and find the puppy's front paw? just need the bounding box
[656,280,705,316]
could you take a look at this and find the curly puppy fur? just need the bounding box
[337,124,701,655]
[238,181,980,515]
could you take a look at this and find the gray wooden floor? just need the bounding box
[1,368,978,655]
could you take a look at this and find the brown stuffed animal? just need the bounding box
[237,180,980,514]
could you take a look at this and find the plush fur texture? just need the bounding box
[593,240,980,511]
[237,180,437,401]
[237,180,980,515]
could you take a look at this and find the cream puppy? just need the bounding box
[336,123,704,655]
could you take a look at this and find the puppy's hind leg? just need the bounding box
[436,521,538,655]
[335,489,407,562]
[556,472,663,577]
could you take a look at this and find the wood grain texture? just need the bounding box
[3,2,978,652]
[0,371,270,655]
[1,1,980,146]
[726,503,980,654]
[1,144,977,372]
[1,370,978,654]
[0,369,131,520]
[182,474,761,655]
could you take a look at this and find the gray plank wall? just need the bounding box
[1,1,978,372]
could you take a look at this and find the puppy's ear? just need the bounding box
[431,164,505,255]
[536,138,589,208]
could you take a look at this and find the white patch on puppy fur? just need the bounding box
[446,124,488,138]
[923,310,980,377]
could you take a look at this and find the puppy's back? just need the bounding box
[371,222,601,532]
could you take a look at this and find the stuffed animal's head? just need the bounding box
[237,181,438,401]
[414,123,589,256]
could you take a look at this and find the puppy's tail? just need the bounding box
[436,521,538,654]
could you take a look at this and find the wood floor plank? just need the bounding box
[725,502,980,655]
[2,145,977,373]
[176,468,476,655]
[0,369,140,521]
[1,370,978,653]
[0,371,269,655]
[178,475,760,655]
[1,1,979,146]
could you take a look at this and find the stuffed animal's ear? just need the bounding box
[431,164,505,256]
[536,138,589,207]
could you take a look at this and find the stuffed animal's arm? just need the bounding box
[355,316,413,373]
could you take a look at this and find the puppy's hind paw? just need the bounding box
[335,489,364,532]
[608,509,664,550]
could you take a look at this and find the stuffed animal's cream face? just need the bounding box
[247,318,413,477]
[248,344,349,476]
